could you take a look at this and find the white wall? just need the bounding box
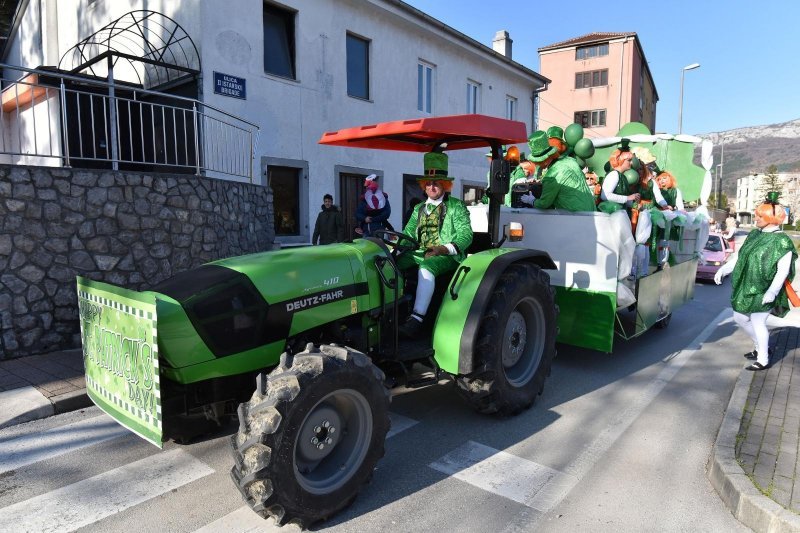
[6,0,544,242]
[196,0,543,240]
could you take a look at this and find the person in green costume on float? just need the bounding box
[598,146,641,213]
[715,193,797,371]
[517,130,595,212]
[398,150,473,337]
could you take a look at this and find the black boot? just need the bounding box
[399,313,424,338]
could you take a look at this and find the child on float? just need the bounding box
[655,171,684,211]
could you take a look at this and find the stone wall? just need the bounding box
[0,165,275,359]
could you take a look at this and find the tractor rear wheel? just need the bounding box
[456,263,557,415]
[230,344,390,527]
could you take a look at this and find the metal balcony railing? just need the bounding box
[0,63,259,181]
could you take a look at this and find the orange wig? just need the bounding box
[418,179,453,193]
[656,171,677,190]
[548,137,567,155]
[609,149,633,169]
[755,202,786,225]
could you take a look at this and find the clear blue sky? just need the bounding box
[404,0,800,135]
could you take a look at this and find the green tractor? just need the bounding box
[77,114,558,527]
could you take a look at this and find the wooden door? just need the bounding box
[340,173,365,240]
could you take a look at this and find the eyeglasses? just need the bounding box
[423,181,441,188]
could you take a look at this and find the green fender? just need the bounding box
[432,248,556,375]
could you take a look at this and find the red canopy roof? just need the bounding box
[318,114,528,152]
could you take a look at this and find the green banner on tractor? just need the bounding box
[76,277,163,447]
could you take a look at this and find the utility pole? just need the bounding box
[716,139,724,210]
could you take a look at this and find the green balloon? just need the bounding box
[564,123,584,147]
[623,169,640,186]
[630,156,641,171]
[573,138,595,159]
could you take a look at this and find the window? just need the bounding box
[505,96,517,120]
[574,69,608,89]
[575,43,609,60]
[466,81,480,114]
[574,109,606,128]
[417,61,434,114]
[346,33,369,99]
[263,3,296,79]
[462,184,486,206]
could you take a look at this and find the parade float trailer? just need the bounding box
[75,114,710,528]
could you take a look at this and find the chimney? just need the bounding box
[493,30,512,59]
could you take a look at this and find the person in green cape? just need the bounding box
[517,130,595,212]
[398,150,473,337]
[715,193,797,371]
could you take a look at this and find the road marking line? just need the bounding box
[194,505,286,533]
[429,440,578,511]
[387,412,418,438]
[0,449,214,533]
[197,411,419,532]
[499,308,733,532]
[0,415,129,475]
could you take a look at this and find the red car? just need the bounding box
[696,232,733,281]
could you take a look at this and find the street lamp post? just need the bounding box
[678,63,700,134]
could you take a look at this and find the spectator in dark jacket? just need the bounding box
[312,194,344,245]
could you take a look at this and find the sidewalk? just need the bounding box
[709,325,800,532]
[0,348,91,429]
[2,330,800,531]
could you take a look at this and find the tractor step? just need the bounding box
[406,371,439,388]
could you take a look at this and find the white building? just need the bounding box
[2,0,548,245]
[736,172,800,225]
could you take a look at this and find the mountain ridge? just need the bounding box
[694,117,800,197]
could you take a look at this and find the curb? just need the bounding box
[708,369,800,532]
[51,389,92,414]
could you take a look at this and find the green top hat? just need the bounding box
[546,126,564,140]
[527,130,558,162]
[421,152,454,181]
[766,191,781,204]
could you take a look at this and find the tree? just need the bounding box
[757,164,782,201]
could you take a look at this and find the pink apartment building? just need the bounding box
[537,32,658,138]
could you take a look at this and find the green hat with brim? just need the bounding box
[527,130,557,162]
[421,152,454,181]
[546,126,564,140]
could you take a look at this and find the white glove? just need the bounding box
[714,270,724,285]
[762,291,778,305]
[520,192,536,206]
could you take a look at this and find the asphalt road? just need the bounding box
[0,277,750,533]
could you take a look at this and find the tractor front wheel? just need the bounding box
[230,344,390,528]
[456,263,557,415]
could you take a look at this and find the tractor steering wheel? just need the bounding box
[372,230,419,258]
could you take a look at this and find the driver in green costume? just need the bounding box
[398,151,473,337]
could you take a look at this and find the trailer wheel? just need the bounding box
[457,263,557,415]
[230,344,390,528]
